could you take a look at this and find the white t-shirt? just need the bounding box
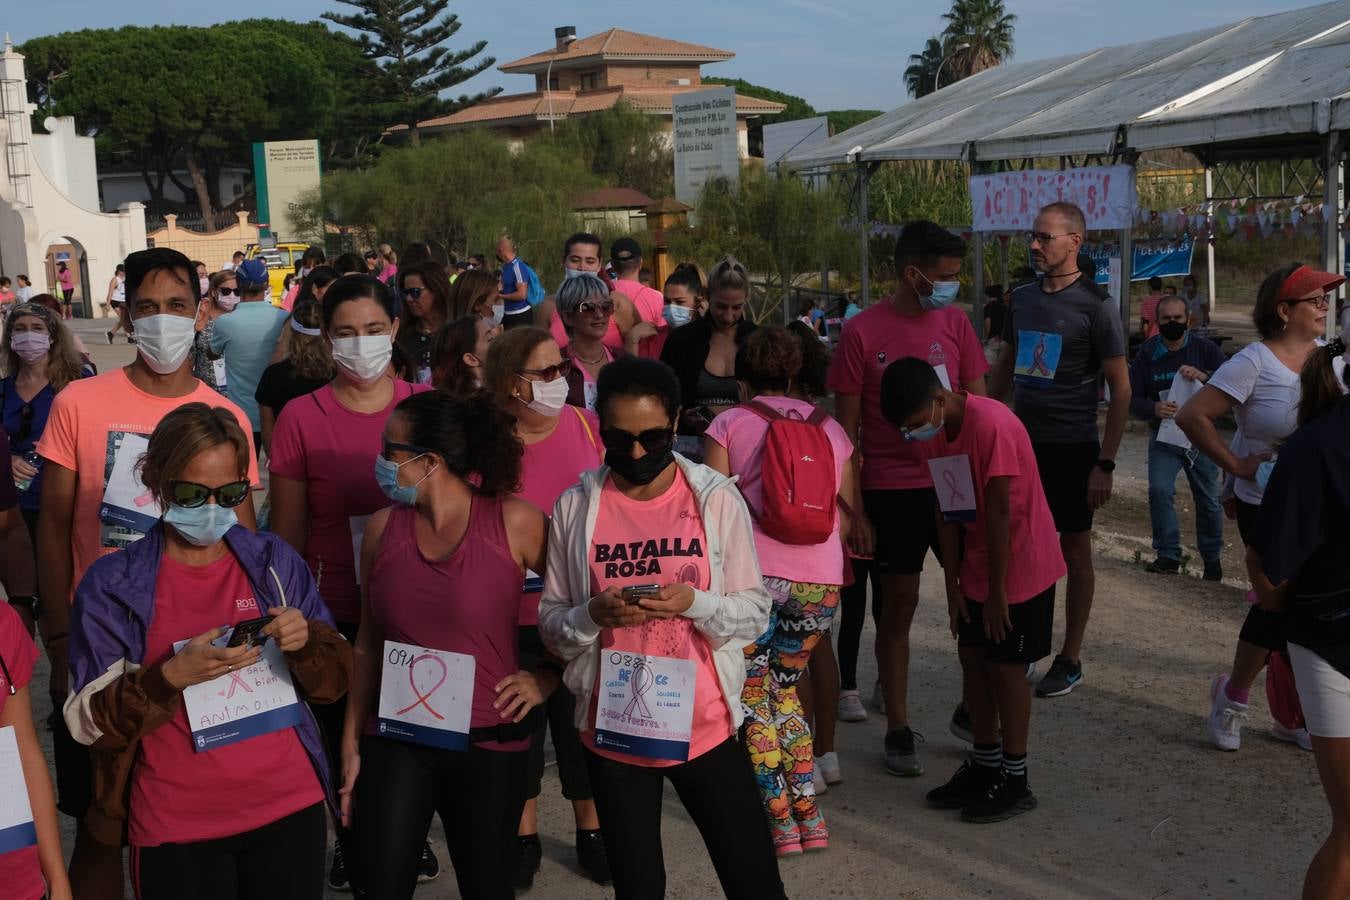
[1207,341,1301,505]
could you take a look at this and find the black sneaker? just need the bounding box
[1203,559,1223,582]
[105,330,114,345]
[949,702,973,744]
[513,834,542,893]
[883,725,925,776]
[927,759,999,809]
[1145,557,1180,574]
[417,841,440,883]
[327,839,351,892]
[576,828,612,886]
[961,773,1037,823]
[1035,655,1084,698]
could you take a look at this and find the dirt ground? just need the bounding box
[37,314,1321,899]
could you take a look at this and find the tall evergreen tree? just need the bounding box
[322,0,499,145]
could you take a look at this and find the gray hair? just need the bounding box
[556,272,610,319]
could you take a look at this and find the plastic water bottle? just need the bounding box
[14,451,40,493]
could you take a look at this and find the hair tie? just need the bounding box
[290,318,322,336]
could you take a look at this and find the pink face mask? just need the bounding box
[10,330,50,365]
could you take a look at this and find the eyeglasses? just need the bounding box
[403,287,426,299]
[577,299,614,317]
[169,479,251,509]
[517,362,568,383]
[382,440,432,459]
[599,427,674,455]
[1026,231,1079,245]
[217,286,239,297]
[1287,294,1332,310]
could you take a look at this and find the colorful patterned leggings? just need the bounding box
[741,578,840,835]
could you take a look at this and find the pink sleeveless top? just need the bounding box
[368,498,527,750]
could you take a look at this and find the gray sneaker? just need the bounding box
[883,726,925,776]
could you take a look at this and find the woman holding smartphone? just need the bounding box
[63,403,352,899]
[539,356,784,899]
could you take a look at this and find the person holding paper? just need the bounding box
[63,403,351,900]
[1176,263,1345,754]
[881,357,1066,823]
[341,390,550,899]
[539,357,784,899]
[1127,295,1227,578]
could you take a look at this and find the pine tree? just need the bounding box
[322,0,500,145]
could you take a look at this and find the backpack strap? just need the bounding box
[740,399,783,422]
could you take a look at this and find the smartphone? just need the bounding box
[225,616,273,650]
[622,584,661,605]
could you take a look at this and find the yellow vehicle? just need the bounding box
[245,242,311,304]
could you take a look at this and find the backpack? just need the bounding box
[524,263,546,308]
[739,400,837,545]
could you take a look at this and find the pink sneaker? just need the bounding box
[773,829,803,857]
[797,819,829,852]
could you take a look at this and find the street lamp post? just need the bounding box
[935,41,971,92]
[545,32,576,134]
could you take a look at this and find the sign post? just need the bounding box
[673,87,739,209]
[251,139,322,243]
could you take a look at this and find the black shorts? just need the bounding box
[502,308,535,330]
[52,712,92,819]
[957,585,1055,665]
[862,488,939,576]
[1032,441,1099,534]
[1234,498,1260,545]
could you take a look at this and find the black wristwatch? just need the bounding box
[1095,458,1117,474]
[8,594,41,620]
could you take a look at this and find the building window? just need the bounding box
[579,71,599,91]
[548,76,559,91]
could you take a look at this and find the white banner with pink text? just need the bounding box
[970,166,1137,233]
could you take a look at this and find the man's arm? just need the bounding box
[834,392,872,557]
[0,504,36,632]
[37,463,76,704]
[499,263,528,303]
[1127,349,1156,421]
[1089,356,1132,508]
[983,475,1013,640]
[987,342,1016,402]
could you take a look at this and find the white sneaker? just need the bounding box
[1272,721,1313,752]
[837,690,867,723]
[816,751,843,785]
[812,764,828,795]
[1207,673,1248,751]
[871,680,886,715]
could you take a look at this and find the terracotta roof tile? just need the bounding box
[501,28,734,72]
[572,187,656,210]
[412,87,785,131]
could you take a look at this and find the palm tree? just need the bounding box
[904,36,947,98]
[941,0,1016,79]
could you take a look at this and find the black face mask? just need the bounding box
[605,447,674,486]
[1159,321,1187,342]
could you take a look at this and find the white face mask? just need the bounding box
[215,295,241,312]
[331,334,393,383]
[663,304,694,328]
[133,314,196,374]
[489,303,505,327]
[198,276,210,296]
[10,330,50,365]
[520,374,568,416]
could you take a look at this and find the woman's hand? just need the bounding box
[162,627,261,690]
[638,584,695,620]
[624,321,658,351]
[588,587,647,629]
[1230,452,1271,481]
[266,607,310,653]
[493,670,543,723]
[11,455,36,482]
[338,743,360,828]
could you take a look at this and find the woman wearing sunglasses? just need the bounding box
[192,270,240,395]
[558,274,626,413]
[64,403,351,900]
[481,326,611,890]
[395,261,452,385]
[2,302,92,542]
[539,356,784,899]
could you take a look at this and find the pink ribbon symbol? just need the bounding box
[217,669,254,699]
[942,468,967,508]
[1028,336,1053,376]
[622,660,655,719]
[397,653,448,720]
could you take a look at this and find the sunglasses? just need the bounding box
[170,479,251,509]
[217,286,239,297]
[13,402,33,444]
[600,427,674,455]
[403,287,427,299]
[518,362,568,383]
[578,299,614,316]
[382,440,432,459]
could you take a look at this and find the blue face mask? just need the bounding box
[663,304,694,328]
[375,453,435,505]
[913,268,961,311]
[904,400,944,442]
[164,502,238,547]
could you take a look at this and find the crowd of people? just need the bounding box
[0,201,1348,900]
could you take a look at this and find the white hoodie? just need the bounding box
[539,454,771,731]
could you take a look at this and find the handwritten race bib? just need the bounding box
[0,726,35,854]
[100,432,160,534]
[1013,330,1063,388]
[212,358,228,388]
[928,454,977,523]
[377,641,475,751]
[595,650,697,761]
[176,630,304,753]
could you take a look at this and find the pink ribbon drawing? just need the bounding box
[942,468,968,508]
[1027,336,1053,376]
[623,660,655,719]
[397,653,448,720]
[218,669,254,699]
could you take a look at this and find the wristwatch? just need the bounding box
[7,594,41,620]
[1095,459,1117,474]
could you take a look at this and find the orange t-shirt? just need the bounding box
[36,368,259,602]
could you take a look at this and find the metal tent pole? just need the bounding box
[858,160,871,306]
[1204,167,1217,320]
[972,231,985,339]
[1324,131,1346,339]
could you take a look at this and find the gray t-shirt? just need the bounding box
[1003,278,1126,444]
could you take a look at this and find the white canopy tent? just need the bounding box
[789,0,1349,332]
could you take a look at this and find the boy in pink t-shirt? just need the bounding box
[881,358,1064,825]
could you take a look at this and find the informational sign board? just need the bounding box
[763,116,830,171]
[673,87,739,205]
[1034,236,1194,285]
[251,139,321,242]
[971,165,1137,232]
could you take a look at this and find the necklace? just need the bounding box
[572,349,605,365]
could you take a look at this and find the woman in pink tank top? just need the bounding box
[339,390,551,899]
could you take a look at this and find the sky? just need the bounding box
[6,0,1321,112]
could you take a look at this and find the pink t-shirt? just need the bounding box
[267,380,430,622]
[58,269,73,291]
[921,395,1065,604]
[36,368,259,603]
[614,279,664,325]
[517,407,601,625]
[637,325,670,360]
[582,469,733,766]
[1141,296,1161,339]
[129,553,323,847]
[549,309,625,355]
[0,605,42,900]
[704,396,852,584]
[827,302,988,490]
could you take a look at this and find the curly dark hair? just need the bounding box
[736,326,802,394]
[785,319,831,400]
[393,390,521,495]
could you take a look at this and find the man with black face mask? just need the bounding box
[1127,294,1227,578]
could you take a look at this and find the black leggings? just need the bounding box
[312,621,357,851]
[585,737,786,900]
[518,626,592,802]
[353,735,528,900]
[837,558,882,691]
[132,802,326,900]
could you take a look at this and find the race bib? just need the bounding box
[100,432,160,534]
[595,651,697,761]
[928,454,977,523]
[176,631,303,753]
[212,358,228,388]
[932,362,953,391]
[583,381,598,413]
[416,366,433,385]
[377,642,475,750]
[0,726,35,854]
[1013,330,1063,388]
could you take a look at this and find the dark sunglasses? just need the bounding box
[382,440,432,459]
[14,402,33,444]
[403,287,427,299]
[170,479,251,509]
[600,427,674,455]
[217,286,239,297]
[518,362,568,383]
[578,299,614,316]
